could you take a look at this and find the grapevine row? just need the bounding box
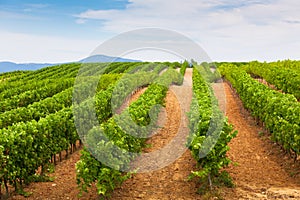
[0,74,121,195]
[219,64,300,158]
[0,63,80,93]
[244,61,300,99]
[0,78,74,113]
[76,68,183,197]
[0,107,78,194]
[188,68,237,191]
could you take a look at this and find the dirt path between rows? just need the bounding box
[9,69,198,200]
[217,82,300,199]
[9,70,300,200]
[9,149,99,200]
[111,68,199,199]
[107,69,197,199]
[9,89,149,200]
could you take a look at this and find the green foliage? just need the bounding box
[0,62,189,198]
[244,61,300,99]
[0,63,80,93]
[0,87,73,129]
[180,60,189,75]
[188,69,237,190]
[0,63,121,195]
[219,63,300,157]
[195,63,220,83]
[76,149,130,199]
[0,70,31,82]
[111,72,158,112]
[0,107,78,192]
[0,78,74,113]
[76,80,169,197]
[155,68,183,86]
[76,66,183,198]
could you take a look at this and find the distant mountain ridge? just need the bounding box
[79,55,141,63]
[0,62,56,73]
[0,55,141,73]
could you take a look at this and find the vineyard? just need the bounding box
[0,60,299,199]
[219,63,300,160]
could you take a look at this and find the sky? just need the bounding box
[0,0,300,63]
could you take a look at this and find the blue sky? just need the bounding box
[1,0,300,63]
[0,0,128,38]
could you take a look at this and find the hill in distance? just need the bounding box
[0,62,56,73]
[0,55,141,73]
[79,55,141,63]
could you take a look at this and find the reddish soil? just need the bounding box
[220,81,300,199]
[111,68,200,199]
[7,70,300,200]
[8,88,149,200]
[116,87,148,114]
[9,150,99,200]
[254,78,285,94]
[129,88,148,104]
[255,77,300,102]
[111,85,201,200]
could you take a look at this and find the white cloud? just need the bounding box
[2,0,299,63]
[76,0,300,61]
[0,30,100,63]
[23,4,49,12]
[0,11,38,20]
[25,3,49,9]
[75,18,87,24]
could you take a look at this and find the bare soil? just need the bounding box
[9,150,99,200]
[8,88,149,200]
[116,87,148,114]
[220,81,300,199]
[254,78,285,94]
[8,70,300,200]
[111,68,200,199]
